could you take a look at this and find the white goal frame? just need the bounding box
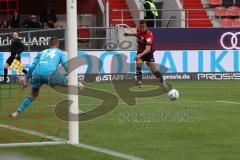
[0,0,79,147]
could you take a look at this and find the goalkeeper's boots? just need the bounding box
[10,111,20,118]
[78,82,84,91]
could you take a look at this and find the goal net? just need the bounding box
[0,0,79,147]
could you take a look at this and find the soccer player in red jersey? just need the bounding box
[124,20,168,90]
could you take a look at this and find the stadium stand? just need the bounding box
[221,18,234,27]
[182,0,213,27]
[222,0,234,6]
[0,0,97,28]
[208,0,240,27]
[108,0,136,27]
[0,0,19,18]
[234,17,240,26]
[1,0,240,28]
[215,6,228,16]
[209,0,222,6]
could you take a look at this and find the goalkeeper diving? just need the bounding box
[10,37,83,118]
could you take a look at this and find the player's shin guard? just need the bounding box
[3,68,8,82]
[136,67,142,81]
[17,97,35,113]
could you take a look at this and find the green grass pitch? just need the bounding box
[0,80,240,160]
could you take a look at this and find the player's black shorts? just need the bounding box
[6,56,21,65]
[137,52,155,62]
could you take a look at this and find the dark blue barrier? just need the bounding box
[149,28,240,50]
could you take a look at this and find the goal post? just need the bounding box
[67,0,79,144]
[0,0,79,148]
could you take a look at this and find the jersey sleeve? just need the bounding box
[60,51,68,73]
[27,52,41,79]
[146,32,153,45]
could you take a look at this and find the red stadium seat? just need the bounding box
[221,18,233,27]
[228,6,240,16]
[234,18,240,27]
[78,25,90,43]
[215,6,228,16]
[209,0,222,6]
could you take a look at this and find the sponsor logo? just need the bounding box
[0,37,51,46]
[0,76,10,82]
[93,74,192,82]
[220,32,240,50]
[96,74,126,82]
[197,73,240,80]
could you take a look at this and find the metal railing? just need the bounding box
[0,28,65,51]
[111,8,240,28]
[116,24,137,50]
[77,27,117,50]
[0,27,118,51]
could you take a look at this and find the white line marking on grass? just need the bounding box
[71,143,144,160]
[0,123,66,142]
[216,101,240,105]
[0,123,145,160]
[0,141,66,147]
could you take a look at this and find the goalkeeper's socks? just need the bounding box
[17,97,34,113]
[3,68,8,82]
[22,69,28,75]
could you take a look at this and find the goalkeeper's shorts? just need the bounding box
[31,71,68,92]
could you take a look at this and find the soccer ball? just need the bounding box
[167,89,179,101]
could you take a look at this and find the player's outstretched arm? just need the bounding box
[60,51,68,73]
[124,32,138,37]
